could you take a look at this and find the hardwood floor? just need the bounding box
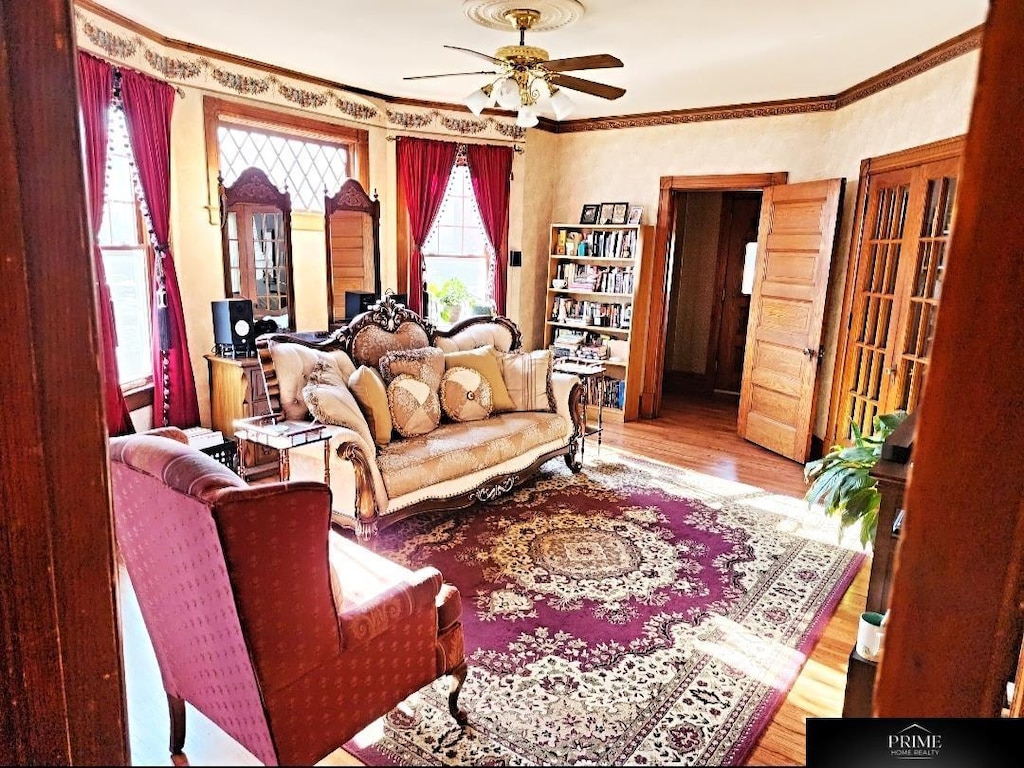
[119,391,867,766]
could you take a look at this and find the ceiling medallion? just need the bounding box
[462,0,585,33]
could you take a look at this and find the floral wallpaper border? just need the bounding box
[73,7,525,141]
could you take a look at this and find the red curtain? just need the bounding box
[76,52,134,436]
[466,144,513,316]
[396,137,457,315]
[120,68,200,428]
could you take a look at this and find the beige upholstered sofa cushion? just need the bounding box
[500,349,555,412]
[302,361,374,451]
[443,345,515,413]
[433,323,515,354]
[440,366,492,422]
[349,365,392,447]
[267,342,356,421]
[376,412,567,498]
[379,346,445,389]
[350,320,430,369]
[387,374,441,438]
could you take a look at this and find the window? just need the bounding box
[422,163,494,324]
[98,106,152,389]
[204,96,369,215]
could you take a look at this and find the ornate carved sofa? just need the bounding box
[256,295,585,539]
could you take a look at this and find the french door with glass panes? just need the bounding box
[831,141,962,445]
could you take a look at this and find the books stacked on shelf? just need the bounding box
[551,328,586,355]
[552,263,635,295]
[583,229,637,259]
[550,297,631,329]
[599,376,627,410]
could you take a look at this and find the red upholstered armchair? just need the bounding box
[109,427,467,765]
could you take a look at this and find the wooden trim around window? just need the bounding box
[202,95,369,225]
[123,383,154,412]
[823,135,965,446]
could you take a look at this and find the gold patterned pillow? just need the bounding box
[348,365,392,447]
[440,366,493,423]
[499,349,555,412]
[379,346,445,389]
[387,374,441,437]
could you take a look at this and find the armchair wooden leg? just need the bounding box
[447,661,469,726]
[167,693,186,755]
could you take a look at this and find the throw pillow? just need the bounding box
[439,366,493,423]
[268,342,356,421]
[348,365,392,447]
[499,349,556,412]
[443,345,515,413]
[378,346,445,389]
[301,361,375,451]
[387,374,441,437]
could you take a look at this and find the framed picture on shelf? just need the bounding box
[610,202,629,224]
[627,205,643,225]
[599,203,616,225]
[580,203,600,225]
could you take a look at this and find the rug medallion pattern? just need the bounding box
[346,451,863,766]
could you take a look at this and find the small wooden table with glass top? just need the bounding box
[233,415,332,483]
[552,359,607,461]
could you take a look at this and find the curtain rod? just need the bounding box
[386,134,524,154]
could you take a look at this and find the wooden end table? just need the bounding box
[553,360,607,462]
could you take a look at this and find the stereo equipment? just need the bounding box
[212,298,255,357]
[345,290,376,319]
[391,292,408,307]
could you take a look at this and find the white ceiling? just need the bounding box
[94,0,989,120]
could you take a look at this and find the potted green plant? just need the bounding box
[426,277,473,324]
[804,410,909,548]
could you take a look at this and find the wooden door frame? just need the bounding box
[644,173,788,418]
[0,0,128,762]
[823,135,965,446]
[877,0,1024,715]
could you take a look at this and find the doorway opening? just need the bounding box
[662,190,763,413]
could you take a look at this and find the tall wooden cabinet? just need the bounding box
[830,138,963,445]
[545,223,653,422]
[204,354,278,478]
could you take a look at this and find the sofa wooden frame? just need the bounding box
[256,294,586,538]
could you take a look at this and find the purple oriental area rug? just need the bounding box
[344,449,864,766]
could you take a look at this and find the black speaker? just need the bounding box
[212,298,255,355]
[391,292,408,307]
[345,290,376,318]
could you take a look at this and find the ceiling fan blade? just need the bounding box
[403,70,498,81]
[443,45,505,66]
[551,73,626,100]
[542,54,623,73]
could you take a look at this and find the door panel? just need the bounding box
[738,178,844,462]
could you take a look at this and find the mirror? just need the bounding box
[219,167,295,331]
[324,179,381,328]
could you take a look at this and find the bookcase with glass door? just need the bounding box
[545,222,653,422]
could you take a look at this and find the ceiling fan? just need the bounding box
[403,8,625,126]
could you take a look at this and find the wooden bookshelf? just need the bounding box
[545,222,653,422]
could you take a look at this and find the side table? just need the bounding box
[553,360,606,462]
[234,414,333,484]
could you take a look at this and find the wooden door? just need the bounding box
[709,192,762,394]
[832,154,960,443]
[737,179,844,462]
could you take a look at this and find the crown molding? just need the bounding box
[74,1,983,135]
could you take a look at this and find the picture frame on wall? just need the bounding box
[610,202,629,225]
[580,203,600,225]
[627,205,643,225]
[599,202,617,225]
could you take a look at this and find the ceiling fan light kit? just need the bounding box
[407,2,624,129]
